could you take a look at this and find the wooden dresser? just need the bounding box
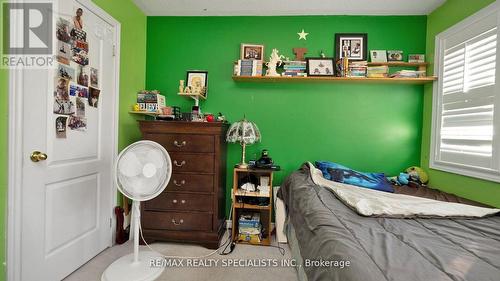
[138,121,228,249]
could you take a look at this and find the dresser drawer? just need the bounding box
[144,193,212,212]
[170,153,214,173]
[142,211,212,231]
[145,133,214,153]
[168,173,214,193]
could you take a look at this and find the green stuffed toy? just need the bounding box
[388,166,429,187]
[406,166,429,184]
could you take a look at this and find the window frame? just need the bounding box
[430,1,500,183]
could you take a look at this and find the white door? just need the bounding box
[17,1,118,280]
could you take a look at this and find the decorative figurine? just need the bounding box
[179,80,184,93]
[185,86,191,94]
[293,48,308,61]
[133,103,140,111]
[217,112,226,122]
[266,48,284,77]
[320,50,326,58]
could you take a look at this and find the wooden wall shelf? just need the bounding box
[232,75,437,84]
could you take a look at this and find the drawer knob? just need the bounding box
[173,140,187,147]
[181,200,186,204]
[172,199,178,204]
[174,160,186,167]
[171,218,184,225]
[173,180,186,186]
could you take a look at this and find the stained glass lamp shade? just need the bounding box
[226,118,261,168]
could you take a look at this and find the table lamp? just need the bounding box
[226,117,261,168]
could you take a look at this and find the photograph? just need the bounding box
[240,44,265,61]
[76,97,86,117]
[56,17,71,43]
[72,41,89,65]
[90,67,99,88]
[68,116,87,131]
[56,41,71,65]
[306,58,335,76]
[69,83,89,98]
[335,33,368,61]
[70,28,87,42]
[77,66,89,86]
[73,8,84,30]
[408,54,425,63]
[186,71,208,97]
[370,50,388,63]
[54,77,70,101]
[55,116,68,138]
[53,96,74,115]
[88,87,100,108]
[58,64,75,81]
[387,50,403,61]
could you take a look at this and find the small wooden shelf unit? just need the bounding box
[231,167,274,246]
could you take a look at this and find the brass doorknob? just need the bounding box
[30,151,48,162]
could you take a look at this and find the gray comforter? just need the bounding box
[278,164,500,281]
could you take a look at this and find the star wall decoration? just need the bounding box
[297,29,309,40]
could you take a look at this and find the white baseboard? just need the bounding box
[226,220,275,230]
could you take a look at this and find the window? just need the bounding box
[431,2,500,182]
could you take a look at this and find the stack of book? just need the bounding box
[367,65,389,78]
[281,61,307,77]
[390,70,426,78]
[137,91,166,112]
[348,61,367,77]
[234,60,263,76]
[238,212,262,243]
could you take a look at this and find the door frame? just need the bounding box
[7,1,121,280]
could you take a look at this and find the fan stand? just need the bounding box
[101,201,165,281]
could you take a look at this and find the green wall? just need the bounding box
[0,1,146,280]
[146,16,427,214]
[421,0,500,208]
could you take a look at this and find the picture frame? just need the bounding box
[306,58,335,76]
[240,43,265,61]
[387,50,403,61]
[186,70,208,97]
[335,33,368,61]
[408,54,425,63]
[370,50,387,63]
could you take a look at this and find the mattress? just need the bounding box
[278,164,500,281]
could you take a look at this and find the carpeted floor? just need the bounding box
[64,231,299,281]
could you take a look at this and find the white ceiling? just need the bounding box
[133,0,446,16]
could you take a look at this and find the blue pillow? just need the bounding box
[315,161,394,193]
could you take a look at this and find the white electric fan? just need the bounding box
[102,140,172,281]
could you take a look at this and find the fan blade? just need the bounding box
[118,151,142,177]
[146,149,164,169]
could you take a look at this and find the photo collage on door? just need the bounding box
[54,7,101,138]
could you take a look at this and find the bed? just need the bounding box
[277,163,500,281]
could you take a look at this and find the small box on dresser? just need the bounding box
[138,120,228,249]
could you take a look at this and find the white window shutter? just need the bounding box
[431,2,500,182]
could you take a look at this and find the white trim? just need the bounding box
[7,1,121,280]
[429,0,500,183]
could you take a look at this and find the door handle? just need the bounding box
[30,151,48,162]
[174,160,186,167]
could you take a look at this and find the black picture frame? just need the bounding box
[306,58,335,76]
[334,33,368,61]
[186,70,208,97]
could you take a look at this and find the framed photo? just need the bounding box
[186,71,208,97]
[408,54,425,63]
[306,58,335,76]
[387,50,403,61]
[335,33,367,61]
[370,50,387,63]
[240,43,264,61]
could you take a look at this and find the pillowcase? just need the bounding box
[315,161,394,193]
